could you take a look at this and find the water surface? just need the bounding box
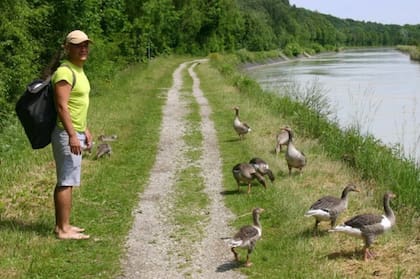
[247,48,420,160]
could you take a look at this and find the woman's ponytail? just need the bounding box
[41,47,65,79]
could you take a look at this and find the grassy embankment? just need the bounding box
[0,54,419,278]
[397,45,420,61]
[198,53,419,278]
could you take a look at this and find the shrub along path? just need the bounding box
[118,60,245,278]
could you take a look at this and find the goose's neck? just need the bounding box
[235,109,239,117]
[286,130,293,143]
[383,196,395,224]
[287,139,295,150]
[340,188,351,200]
[253,213,261,228]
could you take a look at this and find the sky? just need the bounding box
[289,0,420,25]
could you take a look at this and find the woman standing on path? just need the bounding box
[51,30,93,240]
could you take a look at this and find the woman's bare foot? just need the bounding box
[55,225,88,239]
[55,225,85,234]
[56,231,90,240]
[244,262,253,267]
[69,226,85,233]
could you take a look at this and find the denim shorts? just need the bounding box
[51,126,86,187]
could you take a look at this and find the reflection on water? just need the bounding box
[247,48,420,161]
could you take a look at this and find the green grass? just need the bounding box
[1,54,419,278]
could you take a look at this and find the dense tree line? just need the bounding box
[1,0,419,129]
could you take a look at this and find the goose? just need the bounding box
[329,192,396,260]
[249,157,275,182]
[283,127,306,176]
[275,126,290,155]
[95,142,112,159]
[98,134,118,142]
[232,163,266,194]
[304,184,360,234]
[228,207,264,267]
[233,106,251,140]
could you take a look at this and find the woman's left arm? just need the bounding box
[85,128,93,150]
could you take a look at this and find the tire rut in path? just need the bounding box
[118,60,245,279]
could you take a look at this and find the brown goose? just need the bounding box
[329,192,396,260]
[227,208,264,267]
[275,126,290,155]
[283,127,306,175]
[249,157,275,182]
[232,163,266,194]
[233,106,251,140]
[304,184,360,234]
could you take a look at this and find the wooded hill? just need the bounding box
[1,0,419,129]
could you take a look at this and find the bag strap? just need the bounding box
[60,64,76,88]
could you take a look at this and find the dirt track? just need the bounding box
[118,60,245,279]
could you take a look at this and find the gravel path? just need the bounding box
[118,60,245,279]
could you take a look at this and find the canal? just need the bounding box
[246,48,420,161]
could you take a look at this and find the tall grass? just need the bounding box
[397,45,420,61]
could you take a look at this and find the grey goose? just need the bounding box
[249,157,275,183]
[233,106,251,140]
[227,208,264,267]
[329,192,396,260]
[305,184,360,234]
[283,127,307,176]
[232,163,267,194]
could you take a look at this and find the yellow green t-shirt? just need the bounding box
[52,60,90,132]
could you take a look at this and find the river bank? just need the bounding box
[241,46,420,72]
[240,50,322,70]
[397,45,420,61]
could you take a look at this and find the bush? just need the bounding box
[283,42,302,57]
[308,43,324,53]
